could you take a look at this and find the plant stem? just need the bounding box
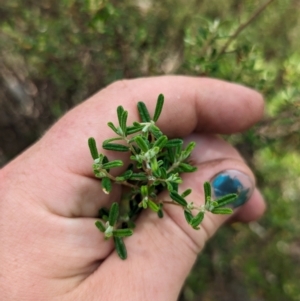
[105,172,138,189]
[216,0,276,59]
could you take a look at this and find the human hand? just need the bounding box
[0,76,265,301]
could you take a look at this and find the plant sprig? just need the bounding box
[88,94,237,259]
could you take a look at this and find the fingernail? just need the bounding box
[210,170,254,208]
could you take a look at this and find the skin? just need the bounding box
[0,76,265,301]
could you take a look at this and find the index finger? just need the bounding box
[40,75,264,175]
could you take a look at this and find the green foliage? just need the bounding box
[90,96,235,259]
[2,0,300,299]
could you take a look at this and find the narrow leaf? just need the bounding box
[203,182,211,204]
[137,101,151,122]
[190,211,205,229]
[185,141,196,153]
[126,125,144,135]
[135,136,149,152]
[157,209,164,218]
[153,94,164,122]
[101,177,112,194]
[107,122,119,134]
[109,202,119,226]
[149,125,163,138]
[211,208,233,214]
[153,168,161,178]
[114,236,127,260]
[148,200,159,212]
[181,189,192,198]
[141,185,148,197]
[150,156,158,172]
[102,160,124,169]
[120,110,128,136]
[102,137,123,144]
[170,191,188,206]
[117,106,125,126]
[178,163,197,172]
[165,139,184,148]
[160,167,167,179]
[184,210,193,224]
[115,170,133,181]
[169,182,178,192]
[153,135,168,149]
[102,143,129,152]
[103,155,109,164]
[95,220,106,232]
[182,142,196,160]
[214,193,237,208]
[167,148,175,163]
[113,229,133,237]
[130,173,148,181]
[88,137,98,160]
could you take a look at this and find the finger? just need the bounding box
[81,134,265,301]
[40,76,264,176]
[4,76,264,217]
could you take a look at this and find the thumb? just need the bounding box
[82,134,265,301]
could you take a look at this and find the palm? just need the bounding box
[0,76,265,301]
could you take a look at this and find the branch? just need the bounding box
[216,0,276,58]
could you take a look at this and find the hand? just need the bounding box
[0,76,265,301]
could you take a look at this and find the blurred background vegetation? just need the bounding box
[1,0,300,300]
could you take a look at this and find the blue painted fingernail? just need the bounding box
[211,170,254,208]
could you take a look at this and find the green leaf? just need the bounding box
[153,167,161,178]
[130,173,148,181]
[190,211,205,229]
[160,167,167,179]
[102,137,123,144]
[214,193,237,208]
[126,125,144,135]
[135,136,149,152]
[153,94,164,122]
[95,220,106,232]
[184,210,193,224]
[103,155,109,164]
[153,135,168,149]
[102,143,129,152]
[157,209,164,218]
[101,177,112,194]
[211,208,233,214]
[181,188,192,198]
[102,160,124,169]
[107,122,119,135]
[149,125,163,138]
[167,148,176,163]
[148,200,160,212]
[178,163,197,172]
[165,139,183,148]
[141,185,148,197]
[109,202,119,226]
[203,182,211,204]
[115,170,133,181]
[150,156,158,172]
[117,106,125,127]
[170,191,188,206]
[88,137,98,160]
[182,142,196,159]
[137,101,151,122]
[120,110,128,136]
[113,229,133,237]
[114,236,127,260]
